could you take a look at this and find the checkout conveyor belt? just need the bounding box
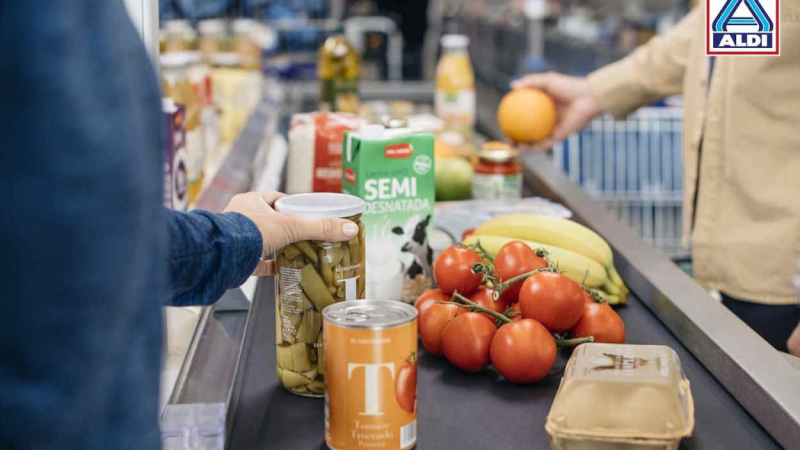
[222,276,779,449]
[168,83,800,449]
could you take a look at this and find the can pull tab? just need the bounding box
[344,311,370,322]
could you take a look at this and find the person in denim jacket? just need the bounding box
[0,2,356,449]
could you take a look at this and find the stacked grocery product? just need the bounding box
[318,35,361,114]
[162,99,188,212]
[547,343,695,448]
[159,19,272,204]
[273,193,366,397]
[342,125,436,303]
[434,34,476,157]
[160,52,206,204]
[323,301,418,450]
[286,112,363,195]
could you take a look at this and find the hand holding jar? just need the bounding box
[223,191,360,276]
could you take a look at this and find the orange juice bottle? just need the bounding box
[435,35,475,146]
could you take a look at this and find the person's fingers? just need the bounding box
[788,322,800,357]
[511,72,554,91]
[260,191,287,207]
[252,258,275,276]
[284,215,359,242]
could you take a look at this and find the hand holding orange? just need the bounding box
[497,88,557,144]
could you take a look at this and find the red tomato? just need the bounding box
[456,287,509,322]
[518,271,584,333]
[414,289,449,324]
[395,352,417,413]
[490,319,557,383]
[461,228,476,241]
[441,312,497,372]
[419,302,460,356]
[494,241,548,303]
[571,301,625,344]
[433,246,483,295]
[506,303,522,322]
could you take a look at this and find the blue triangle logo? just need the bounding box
[713,0,773,32]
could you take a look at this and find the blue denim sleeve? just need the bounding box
[167,209,263,306]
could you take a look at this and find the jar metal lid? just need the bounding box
[323,300,418,329]
[478,142,518,163]
[274,193,365,218]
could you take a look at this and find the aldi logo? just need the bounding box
[707,0,779,55]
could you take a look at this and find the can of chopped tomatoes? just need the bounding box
[323,300,418,450]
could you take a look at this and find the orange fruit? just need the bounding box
[497,88,557,143]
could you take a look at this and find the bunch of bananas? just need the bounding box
[462,214,628,304]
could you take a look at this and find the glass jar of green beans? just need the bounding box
[273,193,366,396]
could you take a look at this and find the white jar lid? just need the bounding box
[275,193,365,218]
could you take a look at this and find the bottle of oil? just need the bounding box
[318,35,360,113]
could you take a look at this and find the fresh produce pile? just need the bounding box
[415,217,626,383]
[462,214,629,304]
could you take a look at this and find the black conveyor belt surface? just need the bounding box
[226,276,779,449]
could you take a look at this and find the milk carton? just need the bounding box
[343,125,435,303]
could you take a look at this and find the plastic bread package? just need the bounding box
[546,343,695,450]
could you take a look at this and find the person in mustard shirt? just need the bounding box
[514,5,800,354]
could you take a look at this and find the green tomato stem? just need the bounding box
[450,291,513,324]
[555,336,594,347]
[492,267,549,299]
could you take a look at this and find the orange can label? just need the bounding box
[324,318,418,450]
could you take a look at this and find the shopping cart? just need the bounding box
[551,106,688,259]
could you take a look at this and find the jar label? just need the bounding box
[472,173,522,200]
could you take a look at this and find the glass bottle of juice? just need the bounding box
[435,34,476,155]
[161,53,205,204]
[318,35,360,114]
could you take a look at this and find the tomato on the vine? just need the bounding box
[518,271,584,333]
[505,303,522,322]
[490,319,556,383]
[414,289,449,324]
[433,246,483,295]
[441,312,496,372]
[456,287,508,322]
[461,228,476,241]
[395,351,417,413]
[494,241,548,303]
[419,302,460,356]
[571,301,625,344]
